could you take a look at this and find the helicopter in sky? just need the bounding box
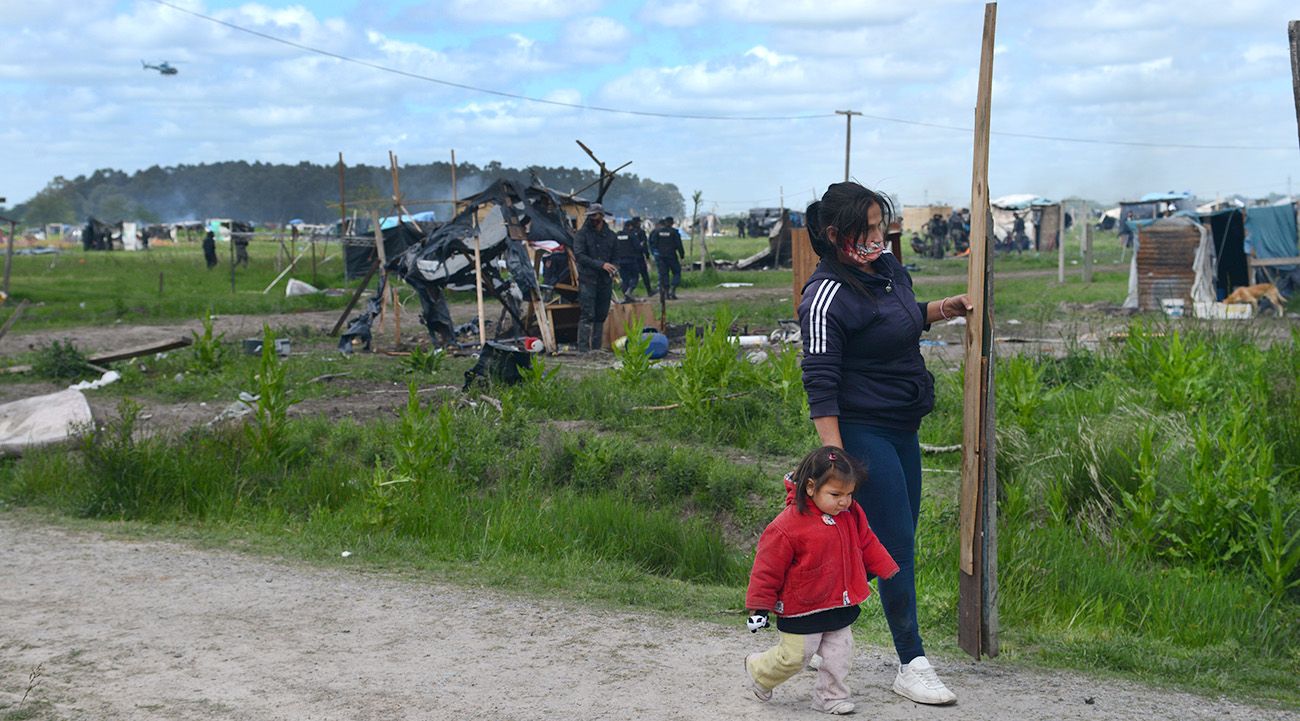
[141,60,178,76]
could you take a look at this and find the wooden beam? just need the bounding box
[1290,20,1299,152]
[958,1,999,661]
[0,299,30,343]
[329,260,378,337]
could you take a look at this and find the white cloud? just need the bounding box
[718,0,912,26]
[1242,43,1286,63]
[744,46,796,67]
[638,0,709,27]
[447,0,602,23]
[563,16,632,48]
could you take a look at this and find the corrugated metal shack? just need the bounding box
[1135,219,1203,310]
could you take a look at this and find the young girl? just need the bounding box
[744,446,899,715]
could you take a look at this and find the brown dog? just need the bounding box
[1224,283,1289,317]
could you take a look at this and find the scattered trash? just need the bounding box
[717,282,754,288]
[732,335,769,347]
[341,551,352,558]
[1160,299,1185,318]
[919,339,948,347]
[1007,319,1022,325]
[285,279,321,297]
[769,320,800,344]
[173,373,185,383]
[67,370,121,391]
[946,317,967,325]
[1193,301,1251,319]
[745,350,769,364]
[242,337,291,357]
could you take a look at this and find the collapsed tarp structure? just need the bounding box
[990,195,1062,251]
[342,218,424,281]
[1123,201,1300,311]
[82,217,116,251]
[339,178,586,352]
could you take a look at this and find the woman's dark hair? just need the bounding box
[806,182,896,295]
[792,445,865,514]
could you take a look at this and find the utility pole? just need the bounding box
[835,110,863,182]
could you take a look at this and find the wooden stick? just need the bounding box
[329,260,378,336]
[473,220,487,347]
[958,1,999,661]
[370,210,389,336]
[262,251,307,294]
[0,298,31,343]
[1290,21,1300,152]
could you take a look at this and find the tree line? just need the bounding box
[12,160,686,226]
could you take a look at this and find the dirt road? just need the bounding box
[1,515,1293,721]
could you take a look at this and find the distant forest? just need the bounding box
[13,160,685,226]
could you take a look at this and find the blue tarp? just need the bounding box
[1243,204,1298,269]
[1138,191,1193,203]
[380,211,436,229]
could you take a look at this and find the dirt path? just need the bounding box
[1,515,1293,721]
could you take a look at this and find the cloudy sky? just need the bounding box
[2,0,1298,214]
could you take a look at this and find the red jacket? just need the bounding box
[746,475,899,618]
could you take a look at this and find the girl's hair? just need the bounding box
[805,182,896,296]
[792,445,865,513]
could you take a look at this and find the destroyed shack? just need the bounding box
[990,195,1062,252]
[340,178,652,353]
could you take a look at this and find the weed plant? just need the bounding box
[31,340,91,380]
[188,311,227,374]
[2,313,1298,703]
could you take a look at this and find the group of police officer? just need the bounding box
[571,203,686,352]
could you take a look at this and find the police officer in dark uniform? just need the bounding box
[650,216,685,300]
[615,219,648,302]
[202,229,219,269]
[573,203,619,352]
[629,217,653,296]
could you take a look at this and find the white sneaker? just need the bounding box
[807,653,823,671]
[746,653,772,702]
[892,656,956,705]
[823,700,855,715]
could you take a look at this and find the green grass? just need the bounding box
[3,239,350,329]
[2,234,1298,709]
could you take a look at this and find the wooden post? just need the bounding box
[1082,219,1093,283]
[369,210,389,338]
[958,1,999,661]
[1057,215,1066,283]
[3,220,14,296]
[1290,21,1300,152]
[472,215,487,347]
[450,149,458,208]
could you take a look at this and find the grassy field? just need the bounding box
[1,230,1298,708]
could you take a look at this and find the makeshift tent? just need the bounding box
[1123,202,1299,311]
[1117,192,1195,245]
[990,195,1062,251]
[1244,203,1299,269]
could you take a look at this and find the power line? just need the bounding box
[147,0,832,122]
[150,0,1295,151]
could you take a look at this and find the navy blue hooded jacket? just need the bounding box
[798,252,935,432]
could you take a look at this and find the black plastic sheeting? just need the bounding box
[82,217,115,251]
[394,178,578,345]
[344,221,423,280]
[337,178,583,351]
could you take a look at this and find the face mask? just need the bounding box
[845,238,885,264]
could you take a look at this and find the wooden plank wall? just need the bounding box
[790,227,817,312]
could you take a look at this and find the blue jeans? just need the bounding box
[839,422,925,664]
